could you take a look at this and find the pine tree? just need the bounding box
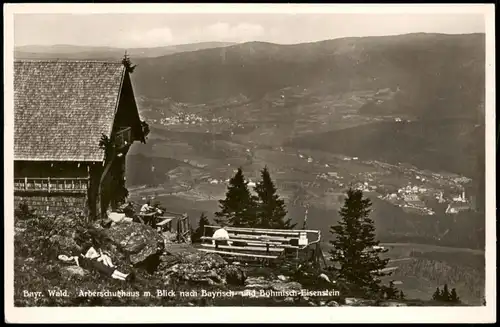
[192,213,210,243]
[254,166,294,229]
[215,168,257,227]
[399,290,405,300]
[449,288,460,303]
[432,287,442,301]
[384,281,399,300]
[329,188,390,297]
[441,284,451,302]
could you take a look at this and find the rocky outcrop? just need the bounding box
[159,250,246,286]
[245,276,302,292]
[104,222,164,265]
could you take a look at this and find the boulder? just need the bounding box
[225,265,247,286]
[271,281,302,293]
[161,251,246,286]
[245,276,303,294]
[343,297,377,306]
[245,276,273,290]
[325,300,340,307]
[277,275,289,282]
[344,297,361,305]
[61,265,87,279]
[104,222,163,265]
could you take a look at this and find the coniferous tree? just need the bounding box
[192,213,210,243]
[399,290,405,300]
[384,281,399,300]
[449,288,460,303]
[329,188,390,297]
[215,168,257,227]
[441,284,451,302]
[432,287,442,301]
[254,166,295,229]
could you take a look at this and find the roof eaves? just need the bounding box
[107,66,127,138]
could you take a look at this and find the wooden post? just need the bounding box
[296,248,299,269]
[48,177,51,193]
[24,177,27,191]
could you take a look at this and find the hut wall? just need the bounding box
[13,161,94,216]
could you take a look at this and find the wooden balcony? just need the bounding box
[114,127,132,149]
[14,177,89,194]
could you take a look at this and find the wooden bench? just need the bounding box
[156,218,173,227]
[198,248,281,259]
[227,233,293,242]
[199,226,322,262]
[200,243,285,253]
[200,236,300,249]
[137,212,156,225]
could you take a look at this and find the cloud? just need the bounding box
[129,27,174,47]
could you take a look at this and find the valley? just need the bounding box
[126,84,484,251]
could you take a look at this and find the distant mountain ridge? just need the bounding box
[128,33,485,122]
[14,41,237,60]
[16,33,485,122]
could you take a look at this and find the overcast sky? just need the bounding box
[14,13,485,48]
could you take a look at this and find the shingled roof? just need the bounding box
[14,60,127,162]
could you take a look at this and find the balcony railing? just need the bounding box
[14,177,89,194]
[114,127,132,149]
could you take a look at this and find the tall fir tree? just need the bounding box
[449,288,460,303]
[192,212,210,243]
[329,188,390,297]
[432,287,441,301]
[384,281,399,300]
[215,168,257,227]
[254,166,295,229]
[399,290,405,300]
[441,284,451,302]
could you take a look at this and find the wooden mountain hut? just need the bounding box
[13,59,148,220]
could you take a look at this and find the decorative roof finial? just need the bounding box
[122,50,137,73]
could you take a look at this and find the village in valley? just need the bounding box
[130,95,476,220]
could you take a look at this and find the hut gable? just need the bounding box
[14,60,136,162]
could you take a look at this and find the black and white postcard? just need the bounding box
[3,3,496,324]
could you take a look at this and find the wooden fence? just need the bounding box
[14,177,89,193]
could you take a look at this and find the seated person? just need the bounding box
[152,204,163,215]
[58,246,133,281]
[212,225,232,246]
[122,202,135,217]
[140,200,153,213]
